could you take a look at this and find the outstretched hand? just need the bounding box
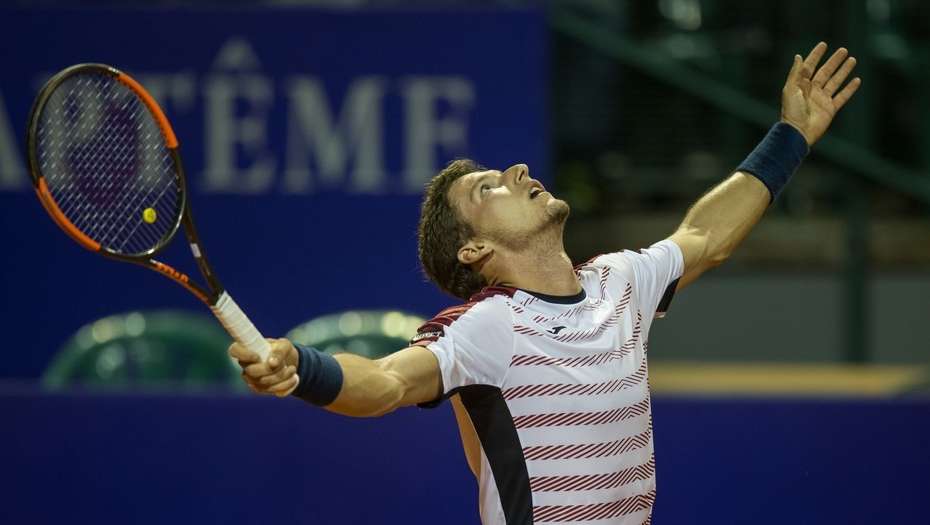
[781,42,861,146]
[229,338,300,397]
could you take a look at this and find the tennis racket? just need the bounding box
[26,63,273,362]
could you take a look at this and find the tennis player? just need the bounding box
[231,42,859,524]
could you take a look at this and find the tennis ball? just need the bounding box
[142,207,157,224]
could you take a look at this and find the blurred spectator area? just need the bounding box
[553,0,930,269]
[549,0,930,366]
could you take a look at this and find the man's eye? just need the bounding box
[481,184,491,193]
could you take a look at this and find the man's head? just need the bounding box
[417,159,570,300]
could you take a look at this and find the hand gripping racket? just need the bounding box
[27,63,273,362]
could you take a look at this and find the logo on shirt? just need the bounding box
[411,330,443,344]
[547,326,567,335]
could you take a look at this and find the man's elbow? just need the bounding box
[705,246,732,268]
[346,405,400,418]
[324,370,406,418]
[697,229,738,269]
[364,386,406,417]
[675,230,733,289]
[326,392,403,418]
[685,231,731,271]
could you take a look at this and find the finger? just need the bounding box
[269,376,299,397]
[266,338,291,371]
[812,47,848,88]
[228,342,260,365]
[824,56,857,96]
[244,361,275,378]
[259,365,297,386]
[801,42,828,79]
[832,77,862,110]
[270,378,299,398]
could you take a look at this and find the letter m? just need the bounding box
[284,76,386,193]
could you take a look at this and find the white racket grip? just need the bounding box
[210,291,270,362]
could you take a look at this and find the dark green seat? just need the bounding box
[287,310,425,360]
[43,310,242,391]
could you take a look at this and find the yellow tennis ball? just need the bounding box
[142,207,157,224]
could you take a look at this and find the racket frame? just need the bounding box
[28,62,275,362]
[26,63,222,305]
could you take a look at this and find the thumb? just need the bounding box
[267,338,289,369]
[228,342,260,364]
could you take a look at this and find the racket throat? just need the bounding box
[147,259,209,303]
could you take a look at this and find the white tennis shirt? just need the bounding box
[411,240,684,525]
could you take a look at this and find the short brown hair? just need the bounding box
[418,159,487,300]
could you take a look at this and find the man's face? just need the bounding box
[449,163,569,250]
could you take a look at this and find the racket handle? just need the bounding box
[210,291,271,361]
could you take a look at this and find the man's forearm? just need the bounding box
[321,353,406,417]
[671,122,809,288]
[317,346,442,418]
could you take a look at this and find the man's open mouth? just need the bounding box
[529,182,545,199]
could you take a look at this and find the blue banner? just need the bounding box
[0,7,547,377]
[4,393,928,524]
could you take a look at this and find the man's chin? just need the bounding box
[546,198,570,223]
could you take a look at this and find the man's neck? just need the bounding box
[494,233,581,297]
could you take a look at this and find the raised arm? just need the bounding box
[668,173,769,289]
[669,42,860,289]
[230,339,442,417]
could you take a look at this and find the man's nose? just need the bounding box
[509,164,529,183]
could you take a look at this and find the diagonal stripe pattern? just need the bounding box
[510,312,642,368]
[530,455,656,492]
[512,284,632,344]
[502,357,647,400]
[533,489,656,522]
[530,299,602,325]
[523,427,652,461]
[513,397,650,430]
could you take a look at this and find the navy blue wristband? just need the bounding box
[736,122,810,202]
[290,343,344,406]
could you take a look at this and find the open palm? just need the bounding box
[781,42,861,146]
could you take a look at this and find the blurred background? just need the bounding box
[1,1,928,524]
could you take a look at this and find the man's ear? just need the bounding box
[457,240,493,266]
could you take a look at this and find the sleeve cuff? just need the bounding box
[290,343,344,406]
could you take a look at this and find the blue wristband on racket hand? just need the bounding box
[736,122,810,202]
[290,343,344,406]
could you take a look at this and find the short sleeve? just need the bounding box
[592,239,685,319]
[409,298,514,406]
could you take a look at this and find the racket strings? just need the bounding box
[41,80,174,250]
[37,73,180,256]
[51,82,175,250]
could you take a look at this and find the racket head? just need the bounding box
[26,63,186,261]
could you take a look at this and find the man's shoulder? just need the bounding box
[579,240,683,274]
[574,252,635,292]
[577,251,634,273]
[409,287,515,346]
[468,285,518,304]
[437,286,516,321]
